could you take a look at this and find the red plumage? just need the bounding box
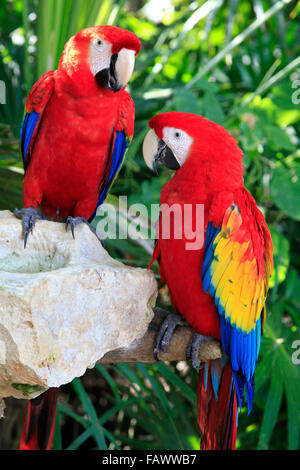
[23,25,140,220]
[19,25,140,450]
[19,388,58,450]
[148,112,273,450]
[197,362,237,450]
[24,76,134,219]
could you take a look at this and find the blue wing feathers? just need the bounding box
[201,224,220,278]
[211,360,222,401]
[256,317,261,360]
[202,221,259,413]
[204,362,209,391]
[21,111,40,170]
[245,376,255,414]
[20,113,29,158]
[232,371,245,410]
[109,131,127,181]
[90,130,129,221]
[97,130,128,207]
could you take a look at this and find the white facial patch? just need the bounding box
[162,127,194,166]
[89,37,112,76]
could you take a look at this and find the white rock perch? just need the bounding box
[0,211,157,402]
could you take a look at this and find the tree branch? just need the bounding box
[98,308,221,364]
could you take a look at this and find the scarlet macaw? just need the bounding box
[16,25,140,245]
[18,25,140,450]
[143,112,273,450]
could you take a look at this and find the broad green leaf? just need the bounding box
[254,355,272,393]
[257,368,283,449]
[285,376,300,450]
[270,165,300,221]
[279,351,300,450]
[261,321,300,450]
[172,88,202,114]
[202,90,225,124]
[265,124,297,152]
[269,225,290,288]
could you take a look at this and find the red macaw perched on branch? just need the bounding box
[16,25,140,245]
[143,112,273,450]
[17,25,140,451]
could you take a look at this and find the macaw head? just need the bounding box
[59,25,140,93]
[143,112,244,189]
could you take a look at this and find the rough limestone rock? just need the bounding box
[0,211,157,400]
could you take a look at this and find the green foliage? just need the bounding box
[55,363,199,450]
[0,0,299,451]
[271,164,300,220]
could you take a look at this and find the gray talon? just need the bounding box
[14,207,42,248]
[186,332,213,370]
[65,216,95,239]
[154,311,187,361]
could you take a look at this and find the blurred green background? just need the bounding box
[0,0,299,450]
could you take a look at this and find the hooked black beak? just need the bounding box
[152,140,180,175]
[94,53,122,92]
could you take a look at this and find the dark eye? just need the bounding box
[175,132,180,138]
[96,39,102,46]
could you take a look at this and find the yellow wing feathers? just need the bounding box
[207,205,271,334]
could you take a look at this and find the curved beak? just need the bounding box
[143,129,180,175]
[95,48,135,93]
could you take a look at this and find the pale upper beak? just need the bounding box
[143,129,160,173]
[115,48,135,89]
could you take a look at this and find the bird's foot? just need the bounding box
[14,207,42,248]
[153,308,188,361]
[186,332,213,370]
[65,216,96,239]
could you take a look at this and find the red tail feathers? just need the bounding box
[19,388,58,450]
[197,361,238,450]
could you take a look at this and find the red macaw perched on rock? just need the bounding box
[17,25,140,450]
[143,112,273,450]
[16,25,140,246]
